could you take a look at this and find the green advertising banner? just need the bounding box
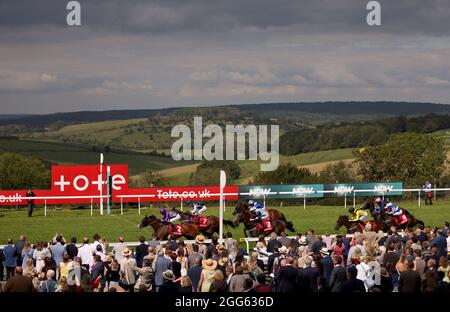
[238,184,324,199]
[323,182,403,197]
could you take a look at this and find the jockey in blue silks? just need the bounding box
[248,199,270,227]
[385,202,403,216]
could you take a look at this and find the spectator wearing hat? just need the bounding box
[217,257,229,275]
[159,270,181,293]
[329,255,347,292]
[339,266,366,292]
[320,247,333,285]
[195,235,207,257]
[198,258,217,292]
[119,248,136,292]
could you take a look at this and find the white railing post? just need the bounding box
[120,198,123,215]
[90,198,93,216]
[138,197,141,215]
[303,194,306,210]
[180,198,183,212]
[353,191,356,208]
[344,193,347,209]
[44,199,47,217]
[418,191,421,208]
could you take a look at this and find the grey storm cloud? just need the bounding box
[0,0,450,113]
[0,0,450,35]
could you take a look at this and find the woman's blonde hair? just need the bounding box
[180,276,192,288]
[214,270,224,282]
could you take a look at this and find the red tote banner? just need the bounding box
[113,186,239,203]
[0,164,238,206]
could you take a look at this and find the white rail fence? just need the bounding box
[5,187,448,217]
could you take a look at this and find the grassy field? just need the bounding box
[1,200,449,245]
[0,138,191,175]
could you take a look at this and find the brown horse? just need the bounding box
[138,215,200,240]
[171,208,236,238]
[359,198,424,231]
[234,201,296,233]
[232,202,289,237]
[334,215,367,234]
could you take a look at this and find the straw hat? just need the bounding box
[299,237,307,246]
[279,246,288,255]
[320,247,330,256]
[195,235,205,244]
[122,248,132,257]
[202,258,217,271]
[218,257,229,266]
[162,270,176,281]
[216,244,226,252]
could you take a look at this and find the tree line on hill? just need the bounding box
[280,113,450,155]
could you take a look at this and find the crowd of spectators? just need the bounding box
[1,222,449,292]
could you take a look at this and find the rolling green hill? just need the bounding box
[0,138,191,175]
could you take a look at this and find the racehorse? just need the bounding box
[359,198,425,231]
[232,202,290,237]
[138,215,200,240]
[171,208,236,238]
[334,215,366,234]
[233,201,296,233]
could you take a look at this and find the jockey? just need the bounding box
[189,201,207,224]
[160,208,180,225]
[250,206,270,230]
[373,197,386,215]
[348,207,368,230]
[385,202,406,224]
[248,199,264,211]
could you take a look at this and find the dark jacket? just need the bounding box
[301,266,319,292]
[210,280,229,292]
[187,265,203,291]
[89,261,105,283]
[159,280,181,293]
[4,274,35,292]
[3,244,18,268]
[135,243,149,267]
[321,256,333,283]
[339,277,366,292]
[398,269,422,292]
[273,265,299,292]
[329,265,347,292]
[65,244,78,260]
[267,240,281,253]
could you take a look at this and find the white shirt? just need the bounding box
[447,236,450,252]
[91,240,105,254]
[77,244,92,265]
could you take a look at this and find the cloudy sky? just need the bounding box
[1,0,450,114]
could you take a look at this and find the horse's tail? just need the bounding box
[286,220,296,232]
[223,219,236,228]
[416,219,425,229]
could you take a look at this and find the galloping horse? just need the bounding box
[171,208,236,238]
[138,215,200,240]
[334,215,365,234]
[360,198,425,231]
[232,202,290,237]
[234,201,296,233]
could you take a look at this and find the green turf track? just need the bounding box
[0,200,449,244]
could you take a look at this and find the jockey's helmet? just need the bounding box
[348,207,355,213]
[375,197,382,203]
[248,200,255,205]
[160,208,166,214]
